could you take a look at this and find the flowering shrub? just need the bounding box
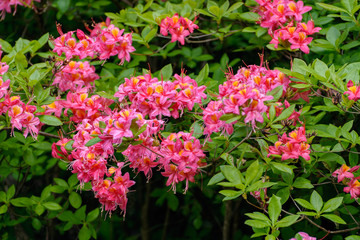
[1,0,360,240]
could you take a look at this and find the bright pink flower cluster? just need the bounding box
[159,14,199,45]
[332,164,360,199]
[268,126,311,161]
[114,70,207,119]
[203,63,291,136]
[254,0,320,54]
[52,19,135,64]
[344,80,360,101]
[290,232,316,240]
[53,61,99,92]
[0,0,40,19]
[159,132,206,192]
[51,69,207,215]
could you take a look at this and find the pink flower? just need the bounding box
[290,232,317,240]
[344,80,360,101]
[343,178,360,199]
[286,1,312,21]
[289,32,312,54]
[300,20,321,35]
[159,14,198,45]
[332,164,360,182]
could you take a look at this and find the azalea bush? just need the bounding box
[1,0,360,239]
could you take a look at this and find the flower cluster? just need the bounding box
[159,132,206,192]
[53,61,99,92]
[50,69,207,215]
[332,164,360,199]
[52,19,135,64]
[268,126,311,161]
[114,70,207,119]
[159,14,199,45]
[344,80,360,101]
[0,0,40,19]
[254,0,321,54]
[202,62,292,137]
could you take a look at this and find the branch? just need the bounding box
[213,129,254,162]
[304,216,360,234]
[140,144,164,158]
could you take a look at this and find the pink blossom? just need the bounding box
[344,80,360,101]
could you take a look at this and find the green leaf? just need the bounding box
[208,172,225,185]
[167,194,179,211]
[38,115,63,126]
[345,236,360,240]
[316,3,347,12]
[238,12,259,22]
[341,0,356,12]
[32,218,42,231]
[270,162,293,175]
[245,219,271,228]
[0,39,13,53]
[318,152,345,165]
[321,214,346,224]
[75,205,87,221]
[0,191,6,202]
[10,197,35,207]
[322,197,343,213]
[219,190,243,200]
[266,85,283,102]
[195,64,209,84]
[7,185,15,201]
[35,204,45,215]
[274,104,296,122]
[24,149,35,166]
[87,208,99,223]
[65,140,74,151]
[292,58,309,74]
[326,27,341,48]
[68,174,79,188]
[144,28,157,42]
[294,199,315,210]
[245,212,271,223]
[85,137,102,147]
[0,205,8,214]
[194,8,214,17]
[160,64,172,81]
[220,165,242,185]
[56,0,70,13]
[275,215,300,228]
[134,123,147,137]
[245,160,260,187]
[292,177,313,189]
[29,70,41,87]
[219,113,237,122]
[227,2,243,13]
[69,192,82,209]
[310,191,323,213]
[78,225,91,240]
[43,202,62,211]
[268,195,282,225]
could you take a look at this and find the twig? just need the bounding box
[304,216,360,234]
[140,144,164,158]
[213,129,254,162]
